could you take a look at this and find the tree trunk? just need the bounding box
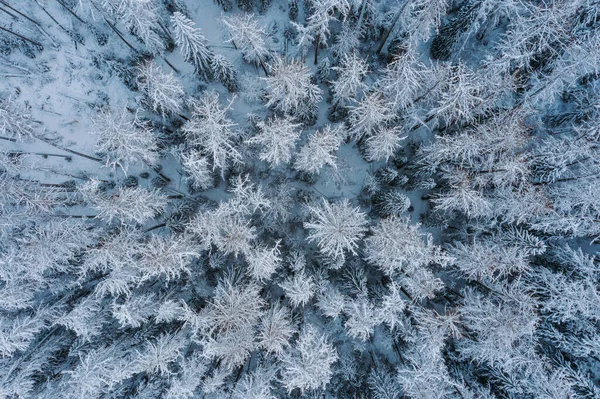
[314,34,320,65]
[356,0,367,30]
[258,57,269,76]
[56,0,86,24]
[0,0,40,26]
[0,26,43,49]
[162,56,180,74]
[103,16,137,52]
[145,223,167,233]
[0,5,18,19]
[376,0,410,54]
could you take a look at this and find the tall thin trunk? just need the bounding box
[356,0,367,30]
[36,136,103,162]
[37,3,72,37]
[0,5,18,19]
[56,0,86,24]
[144,223,167,233]
[258,57,269,76]
[162,56,180,73]
[103,16,137,52]
[376,0,410,54]
[156,20,172,42]
[9,151,72,160]
[146,162,171,183]
[314,34,320,65]
[0,26,43,49]
[0,0,40,26]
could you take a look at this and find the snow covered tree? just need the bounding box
[485,0,572,74]
[81,226,143,295]
[344,297,378,341]
[363,126,406,162]
[348,91,395,140]
[280,325,338,393]
[280,270,315,308]
[316,285,346,318]
[195,278,265,369]
[79,179,167,225]
[292,7,333,63]
[292,0,350,64]
[245,242,282,282]
[294,124,344,174]
[0,97,35,142]
[63,345,136,397]
[0,311,48,357]
[165,352,207,398]
[188,175,269,257]
[245,116,302,167]
[137,61,185,118]
[137,234,201,283]
[448,237,531,282]
[364,216,449,276]
[211,54,238,92]
[331,23,360,60]
[396,341,453,399]
[192,210,257,256]
[377,282,407,331]
[57,296,106,341]
[112,294,156,328]
[182,92,241,172]
[263,56,323,121]
[102,0,165,54]
[91,106,159,174]
[432,179,491,219]
[373,190,411,217]
[376,48,430,112]
[232,365,278,399]
[134,333,186,376]
[177,149,213,190]
[331,51,369,106]
[427,63,493,125]
[257,303,295,356]
[379,0,448,52]
[458,283,539,367]
[222,13,270,75]
[171,12,214,80]
[305,199,368,260]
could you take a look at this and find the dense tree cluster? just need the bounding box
[1,0,600,398]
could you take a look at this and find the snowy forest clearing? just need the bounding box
[1,0,600,398]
